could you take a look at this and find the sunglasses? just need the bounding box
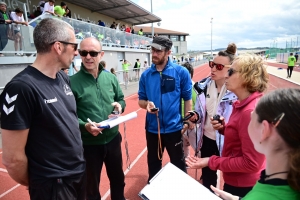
[78,50,102,57]
[51,41,78,51]
[209,61,230,71]
[227,68,238,76]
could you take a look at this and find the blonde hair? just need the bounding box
[234,53,269,93]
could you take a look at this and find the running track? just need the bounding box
[0,62,300,200]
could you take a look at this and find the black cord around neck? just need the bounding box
[262,171,289,180]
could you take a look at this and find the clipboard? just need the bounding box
[139,162,222,200]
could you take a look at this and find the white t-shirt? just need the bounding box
[42,2,54,14]
[10,12,25,31]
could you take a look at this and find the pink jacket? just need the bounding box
[208,91,266,187]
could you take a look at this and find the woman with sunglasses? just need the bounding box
[186,54,269,197]
[210,88,300,199]
[185,43,237,191]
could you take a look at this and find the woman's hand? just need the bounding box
[211,116,225,132]
[210,186,239,200]
[185,156,209,169]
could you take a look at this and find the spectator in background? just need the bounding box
[42,0,55,16]
[143,60,149,69]
[100,60,109,72]
[33,6,42,18]
[54,2,67,17]
[10,8,28,56]
[62,68,69,75]
[65,6,71,18]
[110,67,116,76]
[133,58,141,80]
[0,1,13,57]
[172,56,177,63]
[38,0,45,12]
[98,20,105,27]
[110,21,116,29]
[295,52,298,63]
[131,26,134,34]
[287,53,296,78]
[154,33,158,37]
[138,28,143,36]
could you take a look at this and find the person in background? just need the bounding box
[0,1,13,57]
[133,58,141,80]
[54,2,67,17]
[1,18,86,200]
[181,62,198,158]
[186,53,269,197]
[99,60,109,72]
[42,0,55,16]
[10,8,28,56]
[295,52,298,63]
[287,53,296,78]
[110,67,117,76]
[70,37,126,200]
[62,68,69,75]
[138,28,143,36]
[211,88,300,200]
[33,6,42,18]
[98,20,105,27]
[143,60,149,69]
[65,6,71,18]
[38,0,45,12]
[122,59,131,89]
[138,36,192,182]
[185,43,238,192]
[172,56,177,63]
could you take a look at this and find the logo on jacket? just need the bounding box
[64,84,73,96]
[44,97,58,104]
[3,93,18,115]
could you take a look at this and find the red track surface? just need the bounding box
[1,62,300,200]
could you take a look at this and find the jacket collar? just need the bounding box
[150,57,172,73]
[233,91,263,109]
[80,62,104,78]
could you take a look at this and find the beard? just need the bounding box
[152,53,167,65]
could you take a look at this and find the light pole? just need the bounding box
[210,17,213,58]
[151,0,154,37]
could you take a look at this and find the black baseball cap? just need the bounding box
[149,36,173,50]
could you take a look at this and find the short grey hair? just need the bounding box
[33,18,74,54]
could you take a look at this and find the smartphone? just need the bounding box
[150,108,158,112]
[111,111,119,115]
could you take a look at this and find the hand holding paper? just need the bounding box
[98,112,137,129]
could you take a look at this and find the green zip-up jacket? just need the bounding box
[70,63,126,145]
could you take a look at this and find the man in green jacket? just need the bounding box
[287,52,296,78]
[70,37,126,200]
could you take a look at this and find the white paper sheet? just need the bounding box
[98,112,137,128]
[139,162,222,200]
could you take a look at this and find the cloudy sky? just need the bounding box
[131,0,300,51]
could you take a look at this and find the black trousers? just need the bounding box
[287,66,294,77]
[224,183,253,197]
[146,130,186,182]
[200,135,220,191]
[84,133,125,200]
[0,24,9,51]
[29,173,86,200]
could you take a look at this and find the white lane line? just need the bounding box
[0,168,7,173]
[102,147,148,200]
[0,184,21,198]
[124,93,138,100]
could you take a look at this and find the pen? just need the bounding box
[87,118,102,134]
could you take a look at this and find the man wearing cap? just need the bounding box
[0,1,13,56]
[138,36,192,181]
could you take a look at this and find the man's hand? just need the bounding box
[85,122,103,136]
[111,102,122,114]
[185,156,209,169]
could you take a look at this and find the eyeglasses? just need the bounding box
[272,113,285,127]
[227,68,238,76]
[78,50,102,57]
[150,48,164,55]
[51,41,78,51]
[209,61,230,71]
